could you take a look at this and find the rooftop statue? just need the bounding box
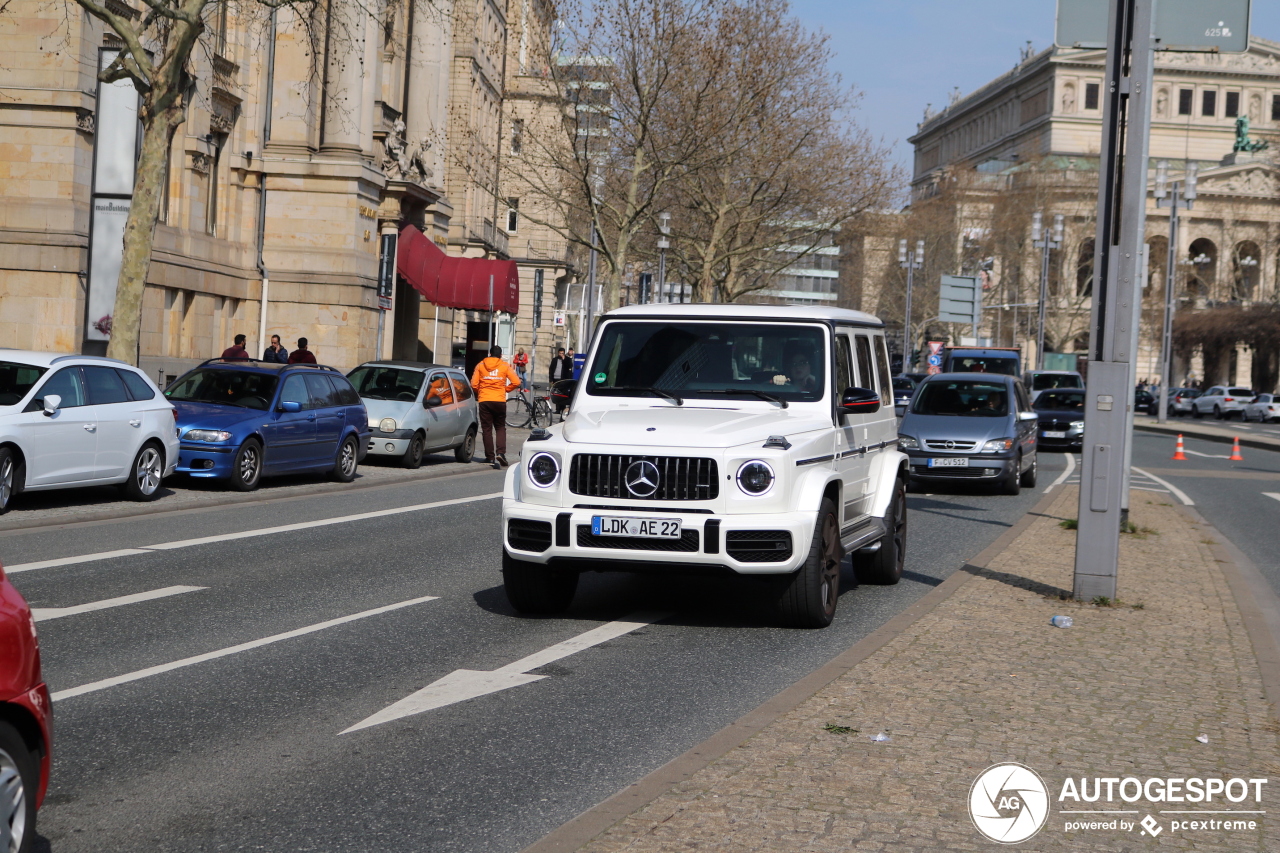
[1233,116,1269,154]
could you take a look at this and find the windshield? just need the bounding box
[1031,373,1082,390]
[0,361,47,407]
[893,378,915,393]
[165,368,279,410]
[948,355,1019,376]
[585,321,827,403]
[347,366,426,401]
[912,380,1009,417]
[1035,391,1085,411]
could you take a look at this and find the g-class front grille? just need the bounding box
[567,454,719,501]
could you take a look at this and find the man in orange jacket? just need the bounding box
[471,345,522,468]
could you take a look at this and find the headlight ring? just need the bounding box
[527,452,561,488]
[736,460,775,496]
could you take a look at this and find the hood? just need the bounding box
[362,398,415,423]
[173,401,266,430]
[899,412,1012,444]
[1035,407,1084,419]
[562,405,830,449]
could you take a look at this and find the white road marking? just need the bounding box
[1129,486,1171,494]
[1183,449,1230,459]
[32,585,206,622]
[1130,467,1194,506]
[341,612,671,734]
[51,594,440,702]
[1265,493,1280,504]
[5,493,503,575]
[1044,452,1077,492]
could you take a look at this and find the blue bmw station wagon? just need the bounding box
[166,359,370,490]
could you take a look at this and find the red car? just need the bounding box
[0,564,51,851]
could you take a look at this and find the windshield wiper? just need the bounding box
[610,386,683,405]
[692,389,788,408]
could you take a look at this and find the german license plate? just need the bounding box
[1043,430,1067,439]
[927,457,969,468]
[591,516,681,539]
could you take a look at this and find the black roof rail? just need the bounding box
[199,357,267,367]
[197,358,341,374]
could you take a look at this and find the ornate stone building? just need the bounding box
[0,0,568,379]
[894,36,1280,389]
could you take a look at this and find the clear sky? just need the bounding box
[788,0,1280,176]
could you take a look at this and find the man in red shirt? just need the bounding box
[288,337,317,364]
[221,334,250,360]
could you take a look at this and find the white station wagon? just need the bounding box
[0,351,179,512]
[500,304,909,628]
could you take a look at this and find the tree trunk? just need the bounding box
[105,104,181,364]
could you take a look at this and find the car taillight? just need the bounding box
[1225,398,1234,403]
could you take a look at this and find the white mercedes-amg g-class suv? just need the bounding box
[500,304,908,628]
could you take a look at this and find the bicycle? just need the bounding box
[506,387,553,429]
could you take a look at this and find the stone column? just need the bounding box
[404,0,452,185]
[321,0,367,154]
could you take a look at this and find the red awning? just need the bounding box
[397,224,519,314]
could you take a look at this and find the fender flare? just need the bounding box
[867,449,909,519]
[793,465,841,515]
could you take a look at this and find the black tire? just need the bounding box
[0,719,39,853]
[502,550,578,614]
[230,439,263,492]
[531,398,553,428]
[121,441,164,501]
[331,435,359,482]
[1192,404,1202,419]
[454,427,477,463]
[856,478,906,585]
[401,432,426,469]
[1000,456,1022,495]
[777,497,842,628]
[505,397,530,428]
[1213,405,1223,420]
[1020,450,1038,488]
[0,448,16,515]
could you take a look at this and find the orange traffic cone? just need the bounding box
[1230,437,1244,462]
[1172,434,1187,461]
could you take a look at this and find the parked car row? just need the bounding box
[1190,386,1258,420]
[0,352,481,512]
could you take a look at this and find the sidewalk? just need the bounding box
[532,487,1280,852]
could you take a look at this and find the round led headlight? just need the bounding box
[527,452,560,488]
[736,460,775,496]
[379,418,397,433]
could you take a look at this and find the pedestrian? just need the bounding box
[548,347,571,417]
[471,345,521,468]
[288,337,317,364]
[221,334,250,360]
[513,347,530,388]
[263,334,289,364]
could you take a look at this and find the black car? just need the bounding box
[1134,388,1157,416]
[1033,389,1086,450]
[892,375,916,415]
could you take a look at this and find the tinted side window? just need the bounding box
[84,365,131,404]
[450,376,473,401]
[280,374,309,409]
[304,374,339,409]
[330,375,361,406]
[35,367,88,408]
[117,369,156,400]
[853,335,876,392]
[834,335,853,393]
[873,335,893,406]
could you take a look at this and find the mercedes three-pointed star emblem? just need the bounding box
[625,460,660,497]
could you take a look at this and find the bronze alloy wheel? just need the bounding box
[819,511,841,616]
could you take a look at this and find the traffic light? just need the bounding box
[910,349,921,369]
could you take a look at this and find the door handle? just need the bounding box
[129,419,142,427]
[83,424,96,432]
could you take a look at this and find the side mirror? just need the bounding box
[42,394,62,416]
[1018,411,1039,421]
[279,400,302,413]
[841,387,881,415]
[425,395,443,408]
[551,379,577,401]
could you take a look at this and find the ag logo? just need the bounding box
[969,763,1050,844]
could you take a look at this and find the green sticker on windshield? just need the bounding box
[593,371,607,383]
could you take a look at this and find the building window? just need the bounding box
[510,119,523,154]
[1202,90,1216,117]
[1085,82,1100,110]
[1178,89,1193,115]
[506,198,518,233]
[1272,94,1280,122]
[1225,91,1240,118]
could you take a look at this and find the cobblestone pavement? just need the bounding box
[0,428,530,532]
[571,488,1280,852]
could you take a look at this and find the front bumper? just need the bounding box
[902,449,1016,481]
[501,501,816,575]
[366,434,413,457]
[174,442,235,478]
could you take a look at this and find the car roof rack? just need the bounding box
[50,354,129,365]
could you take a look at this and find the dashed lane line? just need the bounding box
[1130,467,1194,506]
[51,594,440,701]
[5,493,504,575]
[32,585,206,622]
[1265,492,1280,504]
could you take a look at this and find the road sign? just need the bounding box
[938,275,981,328]
[926,354,942,367]
[1056,0,1249,52]
[927,341,944,375]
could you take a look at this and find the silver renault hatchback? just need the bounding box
[896,373,1039,495]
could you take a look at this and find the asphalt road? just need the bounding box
[5,450,1069,852]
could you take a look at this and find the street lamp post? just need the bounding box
[1154,159,1197,423]
[1031,212,1064,370]
[657,211,671,304]
[898,238,923,368]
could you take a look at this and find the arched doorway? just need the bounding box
[1184,238,1216,298]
